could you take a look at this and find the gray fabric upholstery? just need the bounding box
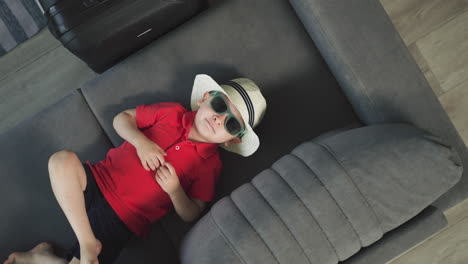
[342,205,447,264]
[180,123,462,263]
[114,224,179,264]
[79,0,361,249]
[80,0,357,152]
[0,90,113,260]
[288,0,468,211]
[311,124,461,232]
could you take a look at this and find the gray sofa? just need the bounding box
[1,0,467,263]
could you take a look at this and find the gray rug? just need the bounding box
[0,0,46,56]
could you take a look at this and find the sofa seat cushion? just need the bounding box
[180,123,462,263]
[0,90,113,259]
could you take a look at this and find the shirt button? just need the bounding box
[175,145,180,150]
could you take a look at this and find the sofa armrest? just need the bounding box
[288,0,468,210]
[342,205,447,264]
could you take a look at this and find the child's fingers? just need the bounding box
[141,159,149,171]
[150,156,159,169]
[159,166,169,177]
[155,144,166,154]
[156,152,165,166]
[165,162,176,175]
[147,158,156,171]
[155,172,164,182]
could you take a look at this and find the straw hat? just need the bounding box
[190,74,267,157]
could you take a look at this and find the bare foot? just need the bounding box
[79,238,102,264]
[3,242,66,264]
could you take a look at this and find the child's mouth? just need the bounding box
[205,119,215,134]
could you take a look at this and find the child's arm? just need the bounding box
[114,109,167,170]
[156,162,205,222]
[169,187,205,222]
[113,109,148,148]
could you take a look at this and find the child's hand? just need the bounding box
[155,162,180,195]
[136,138,167,171]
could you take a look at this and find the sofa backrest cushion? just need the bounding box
[180,123,462,263]
[80,0,357,159]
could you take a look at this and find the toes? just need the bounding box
[8,252,16,260]
[32,242,53,253]
[4,252,16,264]
[3,256,10,264]
[7,252,33,264]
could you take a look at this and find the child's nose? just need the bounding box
[214,114,227,126]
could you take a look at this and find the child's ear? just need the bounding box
[224,136,242,147]
[197,91,211,106]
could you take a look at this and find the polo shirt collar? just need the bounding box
[182,110,219,159]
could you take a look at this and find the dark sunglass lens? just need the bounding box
[211,96,227,113]
[226,117,241,135]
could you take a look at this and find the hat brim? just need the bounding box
[191,74,260,157]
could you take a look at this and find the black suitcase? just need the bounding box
[40,0,206,73]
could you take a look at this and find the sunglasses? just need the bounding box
[209,91,246,138]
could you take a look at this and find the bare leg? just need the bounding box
[3,151,101,264]
[47,150,101,264]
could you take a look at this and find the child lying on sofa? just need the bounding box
[3,74,267,264]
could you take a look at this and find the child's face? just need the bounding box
[193,91,245,146]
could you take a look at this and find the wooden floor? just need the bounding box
[379,0,468,263]
[380,0,468,146]
[387,199,468,264]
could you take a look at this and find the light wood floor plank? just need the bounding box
[388,215,468,264]
[439,78,468,146]
[380,0,468,46]
[416,9,468,93]
[445,198,468,227]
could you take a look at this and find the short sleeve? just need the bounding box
[188,161,222,202]
[136,102,184,129]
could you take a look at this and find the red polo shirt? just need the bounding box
[85,102,222,237]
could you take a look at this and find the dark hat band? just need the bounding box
[225,80,255,127]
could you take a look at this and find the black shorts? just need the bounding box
[65,163,133,264]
